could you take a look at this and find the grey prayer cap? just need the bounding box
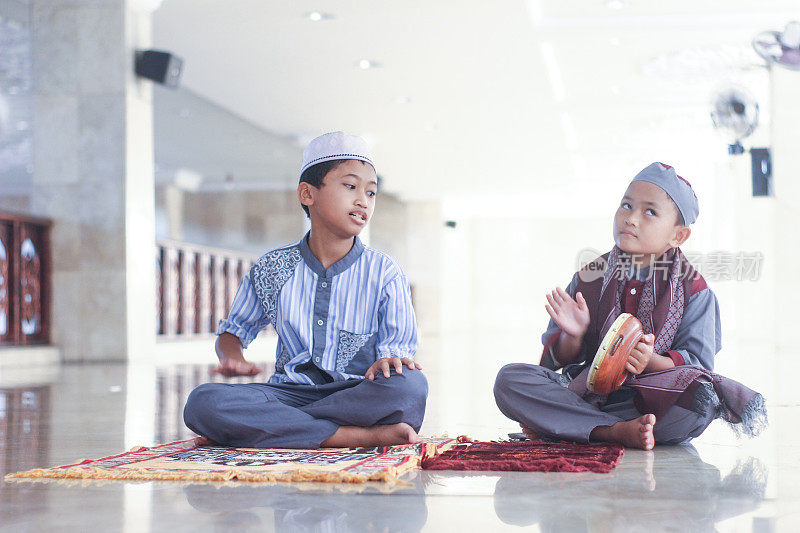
[632,162,699,225]
[300,132,375,175]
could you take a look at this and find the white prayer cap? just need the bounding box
[632,162,699,225]
[300,132,375,175]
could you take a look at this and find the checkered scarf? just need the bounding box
[598,246,689,354]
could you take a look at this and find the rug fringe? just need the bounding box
[5,465,412,485]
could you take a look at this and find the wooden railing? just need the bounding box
[156,240,258,338]
[0,213,52,346]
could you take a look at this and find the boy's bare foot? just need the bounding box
[321,422,418,448]
[520,424,543,441]
[590,414,656,450]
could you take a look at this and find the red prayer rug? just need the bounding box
[422,440,624,474]
[6,436,459,484]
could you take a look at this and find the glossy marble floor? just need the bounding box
[1,335,796,532]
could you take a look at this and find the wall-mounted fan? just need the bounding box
[710,87,759,155]
[753,20,800,71]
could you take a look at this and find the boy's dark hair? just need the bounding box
[298,160,344,217]
[667,197,685,226]
[298,159,372,217]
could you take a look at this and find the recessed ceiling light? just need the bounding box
[306,12,334,22]
[358,59,380,70]
[394,96,412,104]
[605,0,627,9]
[611,85,621,95]
[609,37,621,46]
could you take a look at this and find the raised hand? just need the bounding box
[545,287,590,339]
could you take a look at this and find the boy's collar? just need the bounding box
[619,247,678,281]
[299,231,365,278]
[629,265,650,282]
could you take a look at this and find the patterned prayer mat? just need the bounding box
[6,437,460,484]
[422,440,625,474]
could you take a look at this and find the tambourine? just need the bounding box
[586,313,643,394]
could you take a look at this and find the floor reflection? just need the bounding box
[0,384,53,528]
[154,363,272,442]
[0,385,51,477]
[491,445,767,531]
[181,473,428,533]
[0,361,789,531]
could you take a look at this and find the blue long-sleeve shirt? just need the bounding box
[218,233,418,385]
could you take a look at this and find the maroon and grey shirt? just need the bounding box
[541,265,721,372]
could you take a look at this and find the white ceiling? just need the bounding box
[152,1,799,203]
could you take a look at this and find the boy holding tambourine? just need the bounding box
[494,163,765,449]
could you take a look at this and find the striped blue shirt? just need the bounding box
[217,233,418,385]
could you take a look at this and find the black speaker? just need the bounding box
[750,148,772,197]
[135,50,183,88]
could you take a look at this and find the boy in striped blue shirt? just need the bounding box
[184,132,427,449]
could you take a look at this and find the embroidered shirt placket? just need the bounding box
[311,273,333,368]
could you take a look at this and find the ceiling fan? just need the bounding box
[753,20,800,71]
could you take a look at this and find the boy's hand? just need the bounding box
[210,358,263,378]
[365,357,421,381]
[545,287,590,339]
[626,334,655,375]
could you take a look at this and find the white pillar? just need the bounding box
[770,66,800,355]
[768,63,800,533]
[30,0,156,362]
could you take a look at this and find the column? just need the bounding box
[29,0,156,361]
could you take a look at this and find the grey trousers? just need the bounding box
[184,368,428,449]
[493,363,715,444]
